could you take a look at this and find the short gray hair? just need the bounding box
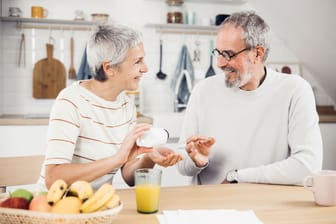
[222,11,270,62]
[86,24,142,81]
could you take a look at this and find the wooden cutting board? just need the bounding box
[33,43,66,98]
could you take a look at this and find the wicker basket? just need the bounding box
[0,202,123,224]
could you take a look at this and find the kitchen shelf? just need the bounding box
[145,0,246,4]
[0,16,103,31]
[145,23,219,35]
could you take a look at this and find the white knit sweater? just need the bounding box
[177,68,323,185]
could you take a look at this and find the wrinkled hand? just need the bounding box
[185,135,215,167]
[117,123,153,163]
[148,147,183,167]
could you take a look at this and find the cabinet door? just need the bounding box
[0,125,48,156]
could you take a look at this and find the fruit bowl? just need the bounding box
[0,202,123,224]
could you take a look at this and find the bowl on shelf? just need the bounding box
[91,13,109,23]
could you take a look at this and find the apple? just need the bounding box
[29,194,52,212]
[10,188,33,202]
[0,197,29,209]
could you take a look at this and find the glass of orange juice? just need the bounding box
[135,168,162,214]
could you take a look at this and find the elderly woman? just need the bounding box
[38,25,182,190]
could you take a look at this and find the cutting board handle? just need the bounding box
[46,43,53,62]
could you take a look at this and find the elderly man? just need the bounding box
[177,11,322,185]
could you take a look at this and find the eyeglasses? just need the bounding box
[212,47,251,61]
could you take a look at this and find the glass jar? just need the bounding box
[126,90,141,117]
[166,0,184,24]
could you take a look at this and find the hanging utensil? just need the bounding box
[33,43,66,98]
[68,36,77,80]
[193,39,200,62]
[156,39,167,80]
[205,39,216,78]
[18,25,26,67]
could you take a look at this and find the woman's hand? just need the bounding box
[116,123,153,164]
[185,135,215,167]
[147,147,183,167]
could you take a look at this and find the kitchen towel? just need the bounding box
[171,45,194,111]
[157,209,263,224]
[77,46,92,80]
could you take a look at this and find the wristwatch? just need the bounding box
[226,169,239,184]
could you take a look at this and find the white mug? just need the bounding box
[303,170,336,206]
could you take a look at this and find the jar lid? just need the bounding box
[166,0,184,6]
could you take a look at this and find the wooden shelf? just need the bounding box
[145,0,246,4]
[145,23,219,35]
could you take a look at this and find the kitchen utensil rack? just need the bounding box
[145,23,218,35]
[0,16,102,31]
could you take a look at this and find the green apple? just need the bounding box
[10,188,33,202]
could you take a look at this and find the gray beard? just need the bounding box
[225,72,242,88]
[225,70,252,89]
[225,73,241,88]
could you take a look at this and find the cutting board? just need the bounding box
[33,43,66,98]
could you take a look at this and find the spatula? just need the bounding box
[205,40,216,78]
[156,39,167,80]
[68,36,77,80]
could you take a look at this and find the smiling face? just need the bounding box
[107,43,148,91]
[216,24,256,89]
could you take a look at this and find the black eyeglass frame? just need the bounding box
[212,47,251,61]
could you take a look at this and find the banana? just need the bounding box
[80,183,115,213]
[105,194,120,209]
[47,179,68,206]
[97,194,120,211]
[67,180,93,202]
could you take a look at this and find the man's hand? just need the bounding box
[185,135,215,167]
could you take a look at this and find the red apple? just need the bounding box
[0,197,29,209]
[29,194,52,212]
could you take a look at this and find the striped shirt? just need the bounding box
[37,81,137,189]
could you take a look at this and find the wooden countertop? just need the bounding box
[115,183,336,224]
[0,115,49,125]
[0,114,153,125]
[0,113,335,125]
[0,106,335,125]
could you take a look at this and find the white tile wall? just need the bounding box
[0,0,332,116]
[0,0,242,115]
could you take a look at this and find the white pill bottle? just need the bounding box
[136,128,169,148]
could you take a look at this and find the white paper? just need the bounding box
[157,209,263,224]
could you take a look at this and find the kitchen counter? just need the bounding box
[0,114,153,125]
[319,114,336,123]
[0,113,335,125]
[0,115,49,125]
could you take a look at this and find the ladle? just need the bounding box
[156,40,167,80]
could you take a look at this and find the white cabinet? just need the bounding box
[0,125,48,157]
